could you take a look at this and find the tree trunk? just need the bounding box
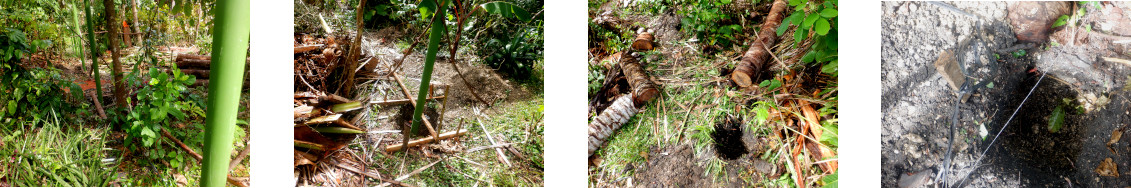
[731,0,787,87]
[131,0,142,45]
[343,0,366,96]
[618,53,658,106]
[587,95,636,156]
[104,0,127,107]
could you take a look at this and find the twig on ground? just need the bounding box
[229,144,251,172]
[474,109,512,166]
[334,162,412,187]
[466,143,517,153]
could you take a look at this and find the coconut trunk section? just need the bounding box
[731,0,788,87]
[588,95,637,157]
[619,53,659,106]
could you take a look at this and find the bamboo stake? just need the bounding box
[368,95,445,106]
[384,129,468,153]
[392,73,440,141]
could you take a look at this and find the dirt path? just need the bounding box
[881,1,1131,187]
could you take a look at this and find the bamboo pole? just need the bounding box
[384,129,468,152]
[201,0,250,186]
[82,0,103,107]
[407,0,448,152]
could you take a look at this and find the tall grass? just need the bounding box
[0,109,113,187]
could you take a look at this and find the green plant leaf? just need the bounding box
[478,1,532,22]
[821,60,838,74]
[803,13,819,29]
[794,28,807,43]
[820,8,837,18]
[1052,15,1069,28]
[815,18,831,35]
[6,100,15,115]
[802,51,816,63]
[1048,105,1066,133]
[821,171,838,188]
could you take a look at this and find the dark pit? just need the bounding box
[394,104,440,138]
[712,116,748,160]
[984,73,1083,186]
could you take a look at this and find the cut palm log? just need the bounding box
[588,95,637,156]
[384,129,468,153]
[619,53,659,106]
[731,0,788,87]
[631,29,654,51]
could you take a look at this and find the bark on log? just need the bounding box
[193,79,209,87]
[174,54,249,69]
[619,53,659,106]
[384,129,468,153]
[731,0,788,87]
[177,54,212,61]
[176,59,211,69]
[588,95,637,156]
[179,69,210,78]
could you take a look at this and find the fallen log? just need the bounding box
[731,0,788,87]
[588,95,637,156]
[384,129,468,153]
[176,54,212,61]
[180,69,210,78]
[193,79,210,87]
[174,53,250,68]
[619,53,659,106]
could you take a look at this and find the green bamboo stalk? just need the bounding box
[200,0,249,186]
[83,0,102,105]
[406,0,448,151]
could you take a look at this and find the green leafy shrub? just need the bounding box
[778,0,837,77]
[471,0,544,80]
[0,28,81,126]
[121,66,196,148]
[678,0,745,52]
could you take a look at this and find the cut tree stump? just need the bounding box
[731,0,788,87]
[619,53,659,106]
[588,95,637,156]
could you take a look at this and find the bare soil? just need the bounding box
[881,1,1131,187]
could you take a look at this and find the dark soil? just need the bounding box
[713,116,749,160]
